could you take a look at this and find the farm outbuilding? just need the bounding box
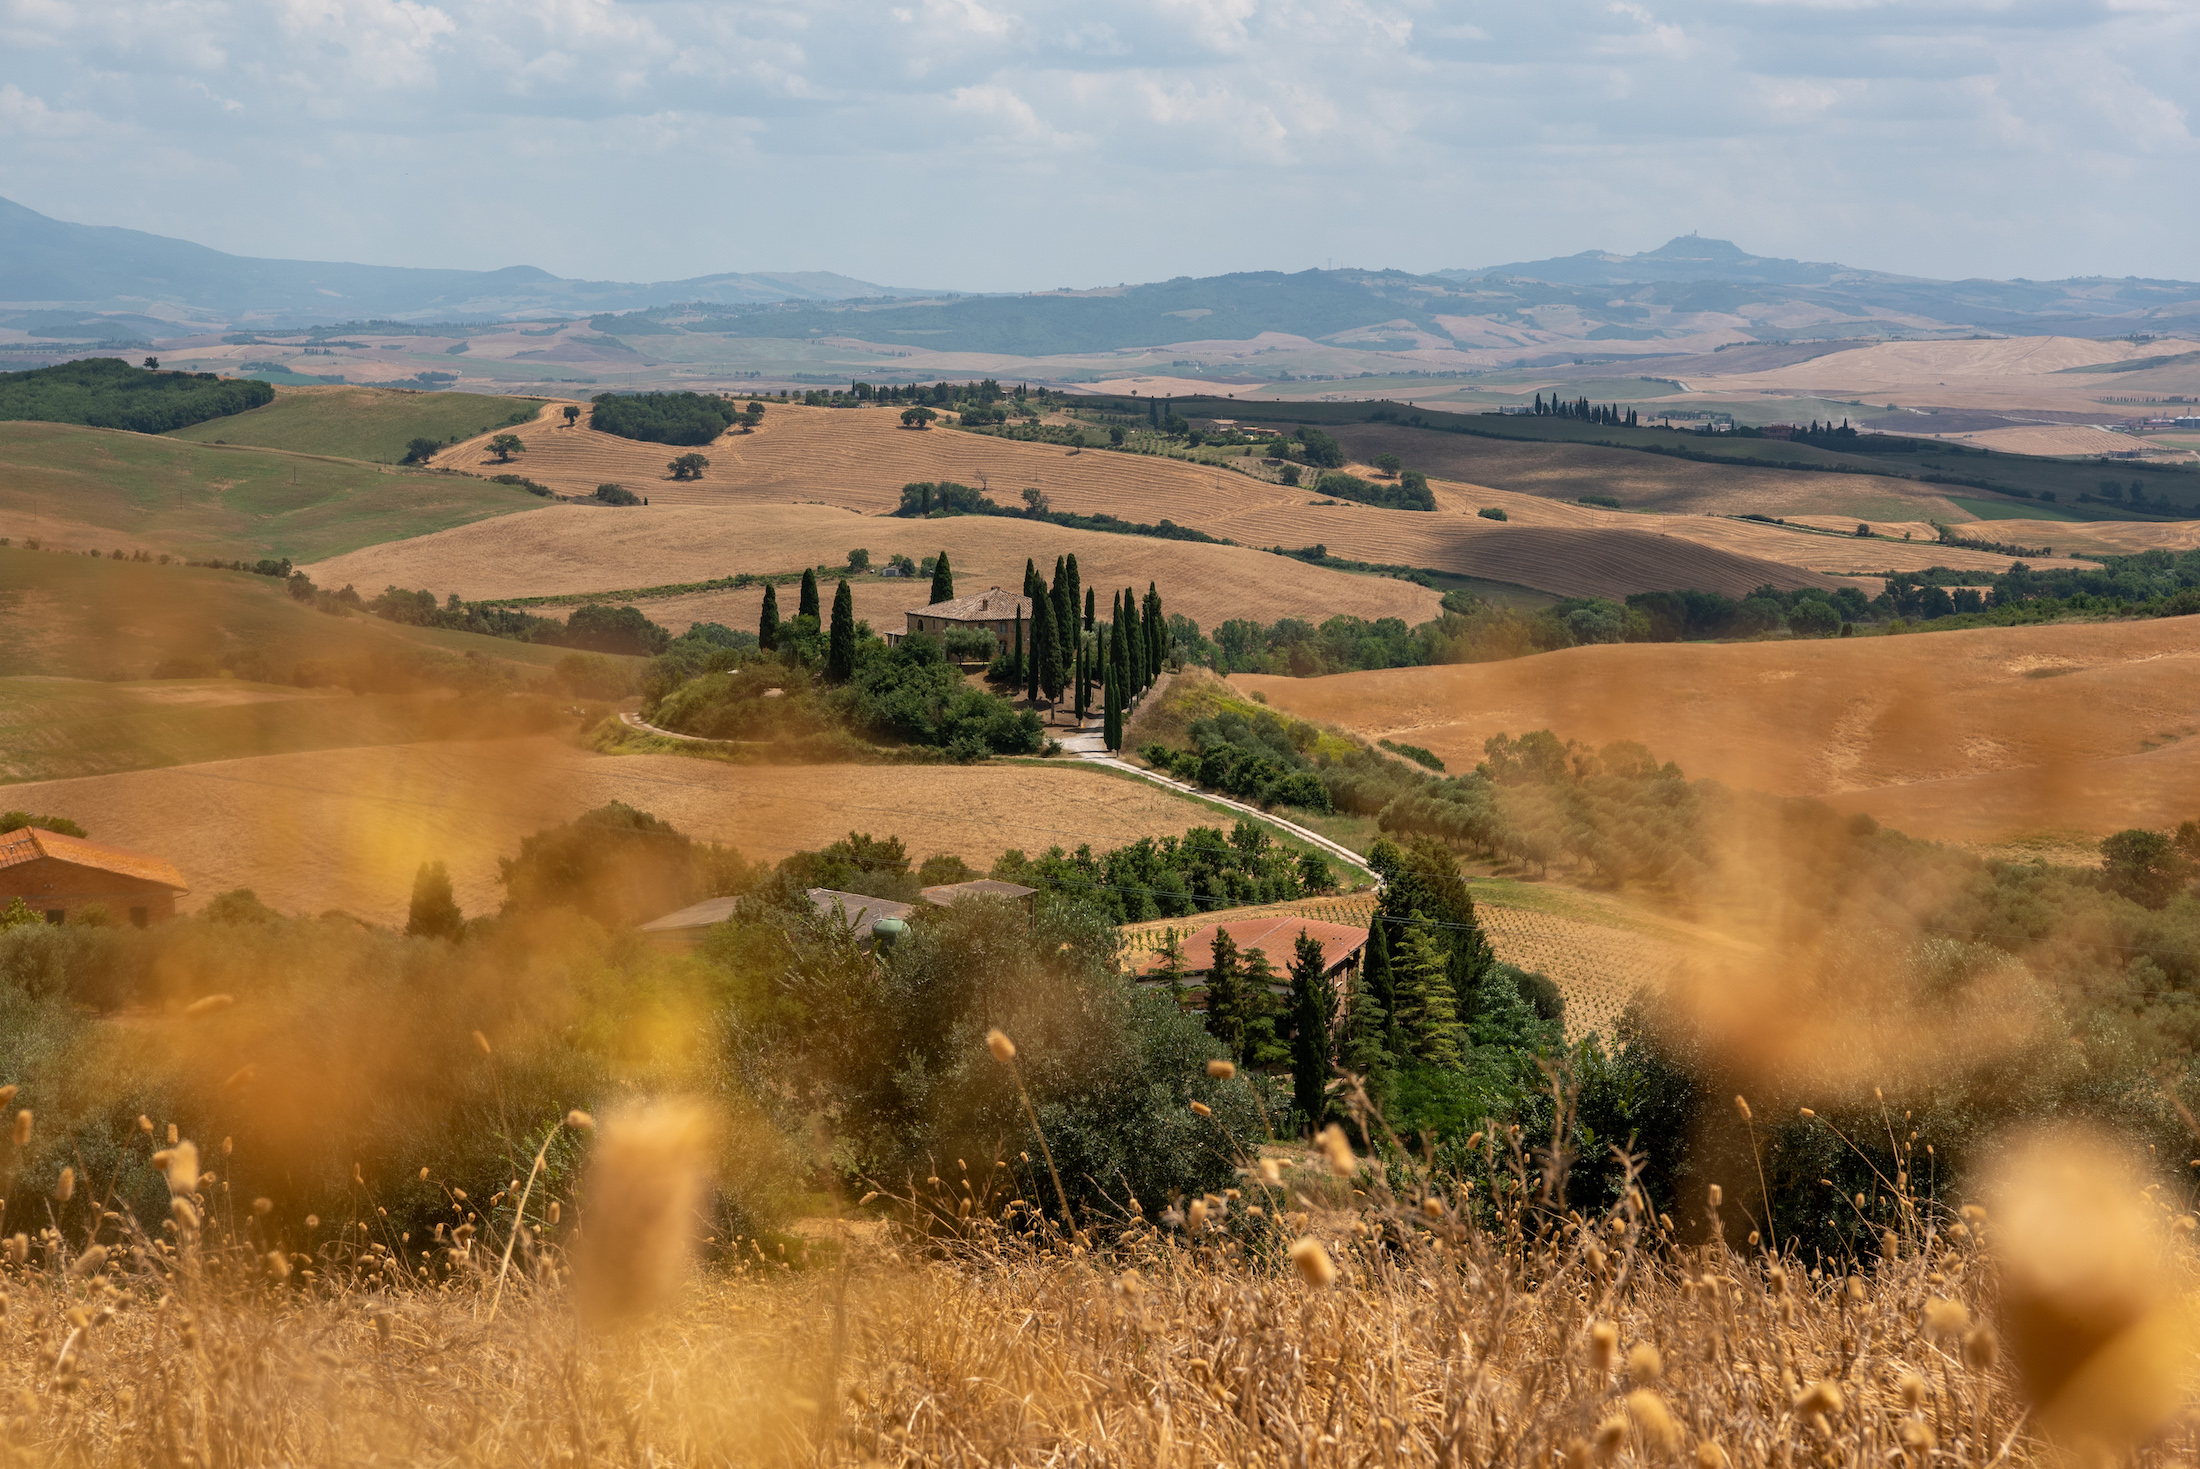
[919,878,1037,913]
[886,587,1033,655]
[0,828,187,927]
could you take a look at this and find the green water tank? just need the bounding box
[871,917,907,952]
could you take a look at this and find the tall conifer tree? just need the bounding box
[798,567,820,621]
[758,582,780,650]
[826,578,856,682]
[1032,591,1062,712]
[1288,928,1336,1128]
[928,550,954,605]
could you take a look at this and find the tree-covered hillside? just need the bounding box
[0,357,272,433]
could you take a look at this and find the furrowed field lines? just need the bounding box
[300,502,1444,634]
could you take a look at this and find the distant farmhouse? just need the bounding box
[886,587,1032,655]
[0,828,187,927]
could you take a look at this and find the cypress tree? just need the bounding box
[1023,558,1039,599]
[1065,553,1083,634]
[1288,927,1336,1128]
[1340,918,1393,1084]
[826,578,856,681]
[758,582,780,650]
[1026,594,1041,702]
[928,550,954,605]
[1360,916,1397,1050]
[1051,555,1073,675]
[1084,586,1095,632]
[1032,590,1063,712]
[1204,929,1247,1062]
[1011,609,1024,686]
[1124,588,1143,692]
[1107,614,1129,749]
[1145,582,1164,680]
[798,567,820,621]
[405,860,463,941]
[1102,650,1120,750]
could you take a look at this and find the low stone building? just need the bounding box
[0,828,188,927]
[886,587,1033,655]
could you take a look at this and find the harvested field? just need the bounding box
[1945,424,2183,458]
[1688,335,2179,413]
[1964,518,2200,558]
[301,502,1443,632]
[1239,616,2200,845]
[1326,421,1964,521]
[424,407,1860,599]
[3,738,1232,924]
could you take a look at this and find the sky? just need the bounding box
[1,0,2194,293]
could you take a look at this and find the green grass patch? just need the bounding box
[167,386,540,463]
[0,421,547,562]
[1945,495,2084,523]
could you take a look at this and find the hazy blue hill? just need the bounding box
[0,196,928,326]
[1449,235,1876,288]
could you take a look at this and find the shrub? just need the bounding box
[595,483,641,506]
[1478,507,1507,521]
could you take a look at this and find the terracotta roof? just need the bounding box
[0,828,187,892]
[921,879,1037,905]
[914,587,1032,623]
[1129,916,1367,981]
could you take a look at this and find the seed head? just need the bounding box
[170,1199,200,1231]
[1588,1319,1618,1373]
[1205,1059,1235,1079]
[1695,1444,1727,1469]
[1627,1342,1662,1386]
[1188,1101,1211,1117]
[986,1029,1016,1063]
[163,1140,199,1196]
[1799,1107,1815,1118]
[1257,1158,1283,1187]
[1734,1094,1751,1121]
[471,1030,492,1057]
[0,1086,13,1110]
[65,1246,105,1277]
[1899,1372,1927,1409]
[11,1111,29,1147]
[1317,1124,1355,1177]
[1706,1184,1722,1208]
[1793,1381,1844,1417]
[53,1168,73,1203]
[1592,1416,1627,1460]
[1624,1390,1678,1453]
[569,1098,720,1327]
[1187,1199,1208,1232]
[566,1110,595,1132]
[1421,1195,1445,1220]
[1963,1325,1998,1372]
[1901,1417,1937,1452]
[1923,1297,1970,1339]
[1288,1235,1335,1288]
[183,993,233,1018]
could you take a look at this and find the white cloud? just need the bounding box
[0,0,2191,285]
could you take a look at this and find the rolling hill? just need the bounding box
[1237,617,2200,850]
[165,385,541,463]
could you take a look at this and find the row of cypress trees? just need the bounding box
[1532,393,1639,427]
[755,566,859,681]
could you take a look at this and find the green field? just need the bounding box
[166,386,542,463]
[1944,495,2084,523]
[0,421,547,561]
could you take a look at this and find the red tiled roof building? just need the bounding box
[0,828,188,928]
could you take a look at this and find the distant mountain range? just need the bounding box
[3,194,2196,367]
[0,196,928,333]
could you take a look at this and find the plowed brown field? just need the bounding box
[4,738,1231,924]
[303,503,1443,632]
[1239,617,2200,845]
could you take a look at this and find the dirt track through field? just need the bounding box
[5,739,1236,924]
[1239,616,2200,845]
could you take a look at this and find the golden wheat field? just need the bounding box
[300,502,1443,632]
[1689,334,2172,412]
[1,738,1233,923]
[1240,616,2200,846]
[425,406,1896,599]
[1,1077,2187,1466]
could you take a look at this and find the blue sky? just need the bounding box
[1,0,2193,292]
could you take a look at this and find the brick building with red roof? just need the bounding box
[1129,915,1369,998]
[0,828,188,928]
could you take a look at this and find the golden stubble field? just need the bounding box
[1240,617,2200,846]
[302,502,1444,632]
[422,407,1914,599]
[5,738,1233,924]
